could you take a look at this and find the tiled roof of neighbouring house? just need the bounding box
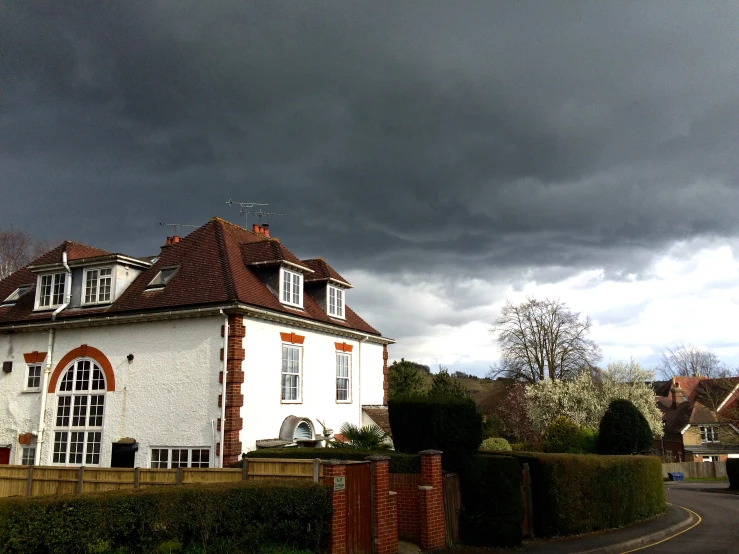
[0,218,382,336]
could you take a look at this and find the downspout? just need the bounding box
[357,334,369,426]
[220,310,229,468]
[36,250,72,465]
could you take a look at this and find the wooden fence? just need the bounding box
[662,461,727,479]
[0,458,323,498]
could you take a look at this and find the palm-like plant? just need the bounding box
[329,422,391,450]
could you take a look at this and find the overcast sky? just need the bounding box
[3,2,739,376]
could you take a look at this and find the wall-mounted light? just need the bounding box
[126,354,134,363]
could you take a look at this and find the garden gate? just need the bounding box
[346,462,373,554]
[443,471,462,546]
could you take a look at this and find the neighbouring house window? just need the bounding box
[26,364,42,391]
[84,267,113,304]
[281,345,302,402]
[336,352,350,402]
[3,284,32,305]
[700,426,719,443]
[327,285,344,318]
[146,266,179,289]
[52,359,106,465]
[21,447,35,466]
[703,455,720,462]
[37,273,66,308]
[150,448,210,468]
[280,268,303,308]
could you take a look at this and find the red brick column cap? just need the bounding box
[419,485,434,491]
[419,449,443,455]
[323,459,348,466]
[388,491,397,496]
[365,454,391,461]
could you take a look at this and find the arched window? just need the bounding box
[52,359,106,465]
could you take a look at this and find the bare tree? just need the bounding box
[490,297,601,383]
[0,229,48,280]
[658,344,737,379]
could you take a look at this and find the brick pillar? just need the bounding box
[322,461,348,554]
[419,449,446,551]
[221,315,245,466]
[382,345,389,405]
[367,455,398,554]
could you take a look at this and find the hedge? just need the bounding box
[0,480,332,554]
[508,452,665,536]
[458,454,523,547]
[728,459,739,489]
[244,447,421,474]
[388,395,483,468]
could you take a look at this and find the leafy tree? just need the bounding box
[491,297,601,383]
[428,367,468,398]
[328,423,390,450]
[658,344,737,379]
[388,358,425,398]
[598,399,654,455]
[483,382,539,443]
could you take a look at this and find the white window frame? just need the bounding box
[52,358,106,466]
[149,447,211,468]
[3,284,32,305]
[25,364,42,392]
[327,285,345,319]
[35,272,66,310]
[336,352,351,403]
[280,268,303,308]
[703,455,720,462]
[21,446,36,466]
[146,266,179,289]
[700,426,719,444]
[83,266,115,305]
[281,344,302,403]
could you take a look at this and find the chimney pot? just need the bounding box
[252,224,260,233]
[262,223,270,237]
[171,236,180,244]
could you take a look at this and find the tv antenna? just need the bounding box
[226,199,286,228]
[159,222,199,235]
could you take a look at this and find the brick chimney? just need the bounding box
[251,223,270,238]
[161,236,181,251]
[671,378,686,409]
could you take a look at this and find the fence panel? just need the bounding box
[442,472,462,547]
[662,461,728,479]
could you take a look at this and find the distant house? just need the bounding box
[653,376,739,462]
[0,218,393,469]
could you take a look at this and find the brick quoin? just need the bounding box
[382,345,389,405]
[221,314,245,466]
[322,462,348,554]
[419,450,446,551]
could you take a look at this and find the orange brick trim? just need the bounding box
[280,331,305,344]
[23,351,47,364]
[334,342,353,353]
[383,345,389,406]
[223,315,245,465]
[48,345,116,393]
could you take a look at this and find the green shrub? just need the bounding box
[480,437,512,451]
[508,452,665,536]
[244,447,421,474]
[0,480,332,554]
[388,395,483,468]
[598,399,654,455]
[542,417,598,454]
[728,459,739,489]
[458,454,523,547]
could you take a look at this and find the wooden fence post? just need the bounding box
[242,459,249,481]
[313,459,320,483]
[133,467,140,489]
[77,467,85,494]
[176,467,183,486]
[26,466,33,497]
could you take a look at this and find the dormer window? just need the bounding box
[146,266,179,289]
[327,285,344,319]
[280,268,303,308]
[83,267,113,305]
[36,273,66,309]
[3,284,32,305]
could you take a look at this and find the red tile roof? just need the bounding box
[0,218,382,336]
[29,241,112,267]
[302,258,352,287]
[653,376,708,401]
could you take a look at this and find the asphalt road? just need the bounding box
[646,483,739,554]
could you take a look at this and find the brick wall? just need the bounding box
[368,456,398,554]
[419,450,446,550]
[322,462,348,554]
[389,473,421,543]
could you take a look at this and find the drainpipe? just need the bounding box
[220,310,229,468]
[36,250,72,465]
[357,334,369,426]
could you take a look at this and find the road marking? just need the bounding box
[619,503,702,553]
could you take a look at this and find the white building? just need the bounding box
[0,218,393,468]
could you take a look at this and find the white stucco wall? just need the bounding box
[0,316,223,467]
[239,317,386,451]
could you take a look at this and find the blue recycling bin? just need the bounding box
[667,472,684,481]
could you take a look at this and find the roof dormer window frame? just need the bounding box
[82,266,115,306]
[280,267,303,309]
[2,284,33,305]
[327,283,345,319]
[34,272,67,311]
[145,266,179,290]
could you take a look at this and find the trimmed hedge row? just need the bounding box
[244,447,421,474]
[0,480,332,554]
[508,452,665,536]
[728,459,739,489]
[458,455,523,547]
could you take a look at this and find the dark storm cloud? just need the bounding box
[3,1,739,280]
